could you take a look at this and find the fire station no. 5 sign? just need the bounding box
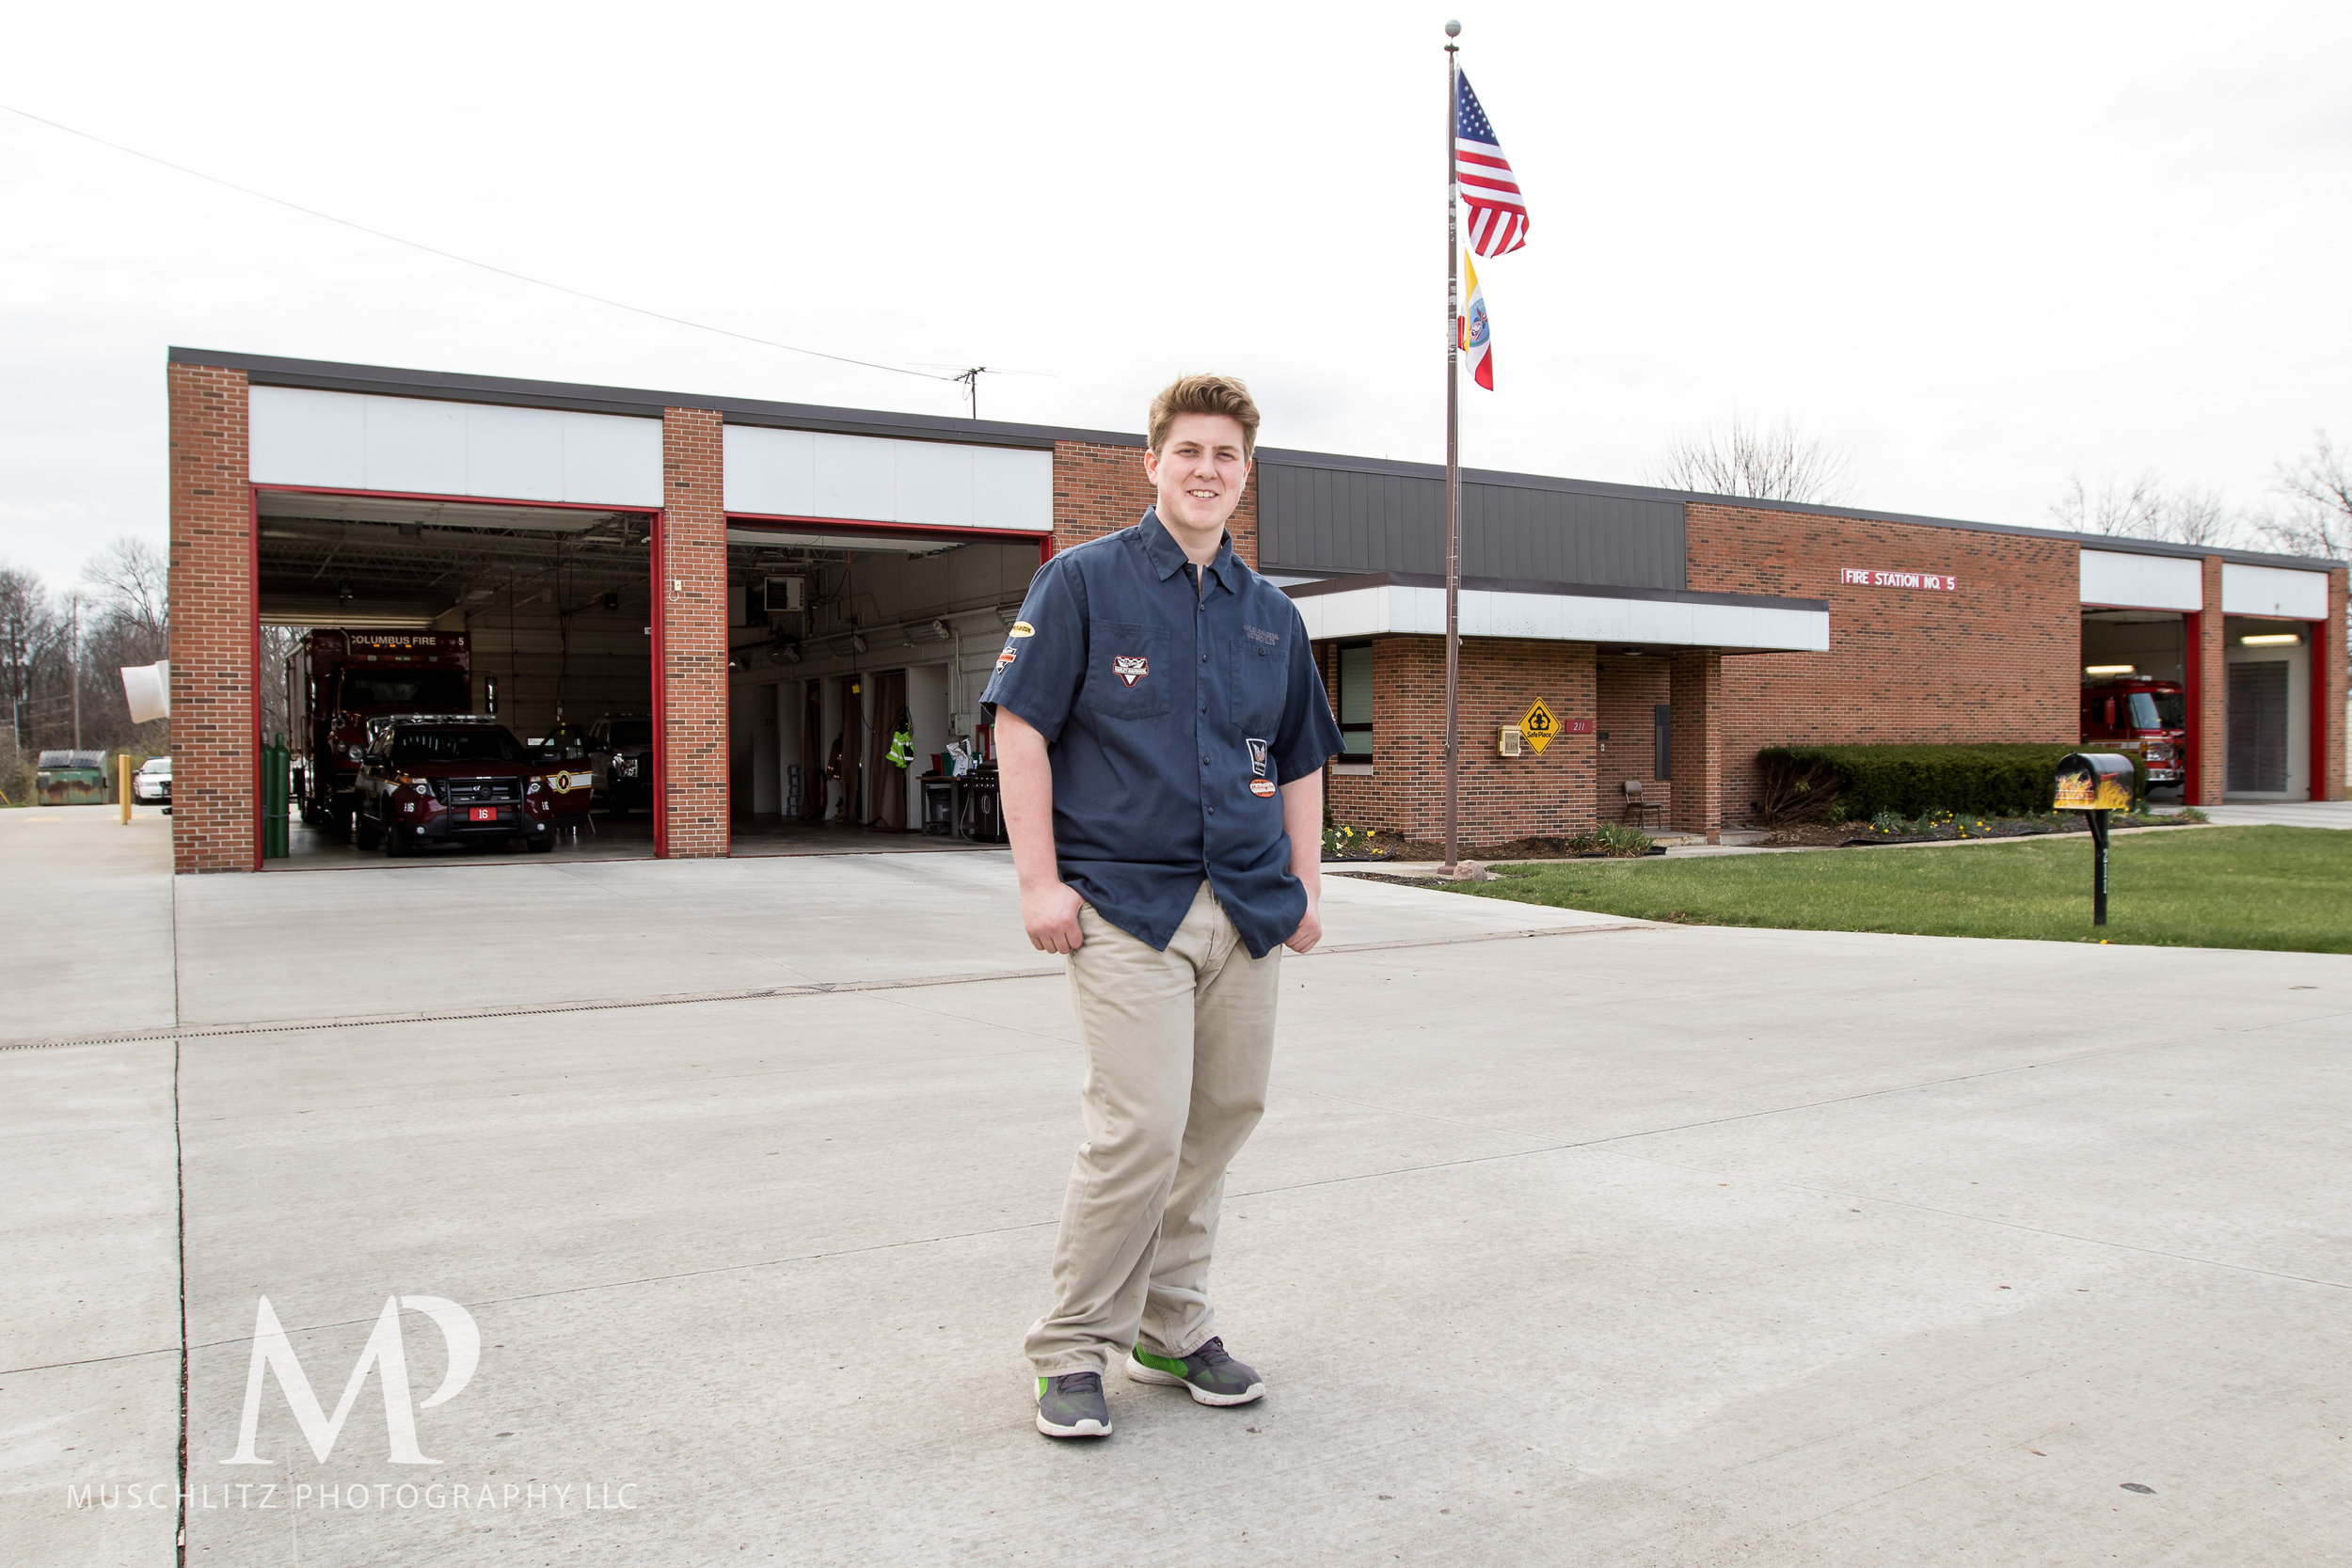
[1519,699,1559,753]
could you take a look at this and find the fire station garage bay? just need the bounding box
[167,349,2349,875]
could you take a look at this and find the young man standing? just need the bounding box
[983,374,1343,1439]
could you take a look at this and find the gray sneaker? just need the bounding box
[1034,1371,1111,1437]
[1125,1337,1265,1406]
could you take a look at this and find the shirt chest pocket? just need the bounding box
[1084,620,1172,721]
[1227,636,1287,738]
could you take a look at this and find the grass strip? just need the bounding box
[1444,825,2352,953]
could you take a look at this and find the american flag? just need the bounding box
[1454,70,1528,256]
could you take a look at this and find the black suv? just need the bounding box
[353,716,560,857]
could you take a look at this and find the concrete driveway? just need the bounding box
[4,805,2347,1565]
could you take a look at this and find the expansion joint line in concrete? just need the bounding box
[0,920,1657,1054]
[170,872,189,1568]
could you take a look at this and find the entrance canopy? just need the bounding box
[1285,571,1829,653]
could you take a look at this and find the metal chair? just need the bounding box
[1622,779,1658,828]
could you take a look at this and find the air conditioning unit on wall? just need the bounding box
[765,576,807,614]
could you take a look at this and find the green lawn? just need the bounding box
[1448,826,2352,953]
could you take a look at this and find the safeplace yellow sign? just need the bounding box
[1519,699,1559,754]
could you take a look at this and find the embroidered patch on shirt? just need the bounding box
[1009,622,1036,638]
[1113,655,1150,687]
[995,642,1018,667]
[1249,778,1278,797]
[1245,738,1270,777]
[1243,624,1281,646]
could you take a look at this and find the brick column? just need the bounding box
[2190,556,2227,806]
[659,407,728,857]
[1668,650,1723,843]
[167,362,254,874]
[2324,567,2347,801]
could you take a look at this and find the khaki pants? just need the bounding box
[1025,880,1283,1376]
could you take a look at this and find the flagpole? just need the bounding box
[1440,20,1463,878]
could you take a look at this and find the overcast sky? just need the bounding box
[4,1,2347,590]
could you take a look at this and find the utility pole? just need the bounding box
[70,595,81,751]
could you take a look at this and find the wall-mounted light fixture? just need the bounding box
[2240,633,2301,646]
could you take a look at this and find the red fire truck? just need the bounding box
[289,629,471,833]
[2080,675,2186,786]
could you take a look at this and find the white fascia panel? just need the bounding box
[727,424,1050,531]
[249,386,366,487]
[1295,585,1832,650]
[1296,588,1392,640]
[463,404,566,502]
[971,445,1054,531]
[723,425,816,515]
[1687,602,1756,648]
[359,395,467,497]
[250,387,659,507]
[1752,606,1832,652]
[2081,548,2202,611]
[810,432,898,522]
[1391,586,1448,635]
[1460,589,1560,640]
[893,439,976,528]
[1622,598,1696,646]
[1560,595,1632,643]
[559,411,661,507]
[2222,562,2329,619]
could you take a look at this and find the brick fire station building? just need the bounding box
[167,349,2349,872]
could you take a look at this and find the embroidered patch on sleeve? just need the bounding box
[1010,622,1036,638]
[1113,655,1150,687]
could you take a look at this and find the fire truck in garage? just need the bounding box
[2080,675,2187,786]
[289,629,472,832]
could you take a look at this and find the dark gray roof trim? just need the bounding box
[1282,571,1827,613]
[1259,448,2346,572]
[167,347,1139,452]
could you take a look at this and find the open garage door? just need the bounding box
[255,489,658,870]
[722,519,1046,856]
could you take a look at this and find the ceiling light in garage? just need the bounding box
[906,619,952,643]
[2083,663,2136,674]
[2240,633,2300,646]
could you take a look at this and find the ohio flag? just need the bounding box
[1459,251,1494,389]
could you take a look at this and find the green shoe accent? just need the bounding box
[1124,1337,1265,1406]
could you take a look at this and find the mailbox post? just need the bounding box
[2053,752,2135,927]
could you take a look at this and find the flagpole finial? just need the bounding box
[1445,19,1460,37]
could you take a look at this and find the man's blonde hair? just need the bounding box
[1148,374,1260,461]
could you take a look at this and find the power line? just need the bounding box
[0,103,960,386]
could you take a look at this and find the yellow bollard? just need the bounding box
[119,754,132,824]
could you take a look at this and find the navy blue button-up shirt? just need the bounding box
[980,509,1343,958]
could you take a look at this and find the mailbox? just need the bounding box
[2054,751,2135,927]
[2053,752,2135,813]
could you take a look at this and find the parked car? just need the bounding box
[587,713,655,818]
[133,756,172,809]
[352,716,562,857]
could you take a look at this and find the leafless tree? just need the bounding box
[2261,430,2351,561]
[2049,470,2249,548]
[83,536,167,636]
[1653,416,1853,504]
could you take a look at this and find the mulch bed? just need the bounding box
[1761,813,2200,848]
[1326,829,1659,863]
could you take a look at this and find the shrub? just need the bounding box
[1755,744,2147,820]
